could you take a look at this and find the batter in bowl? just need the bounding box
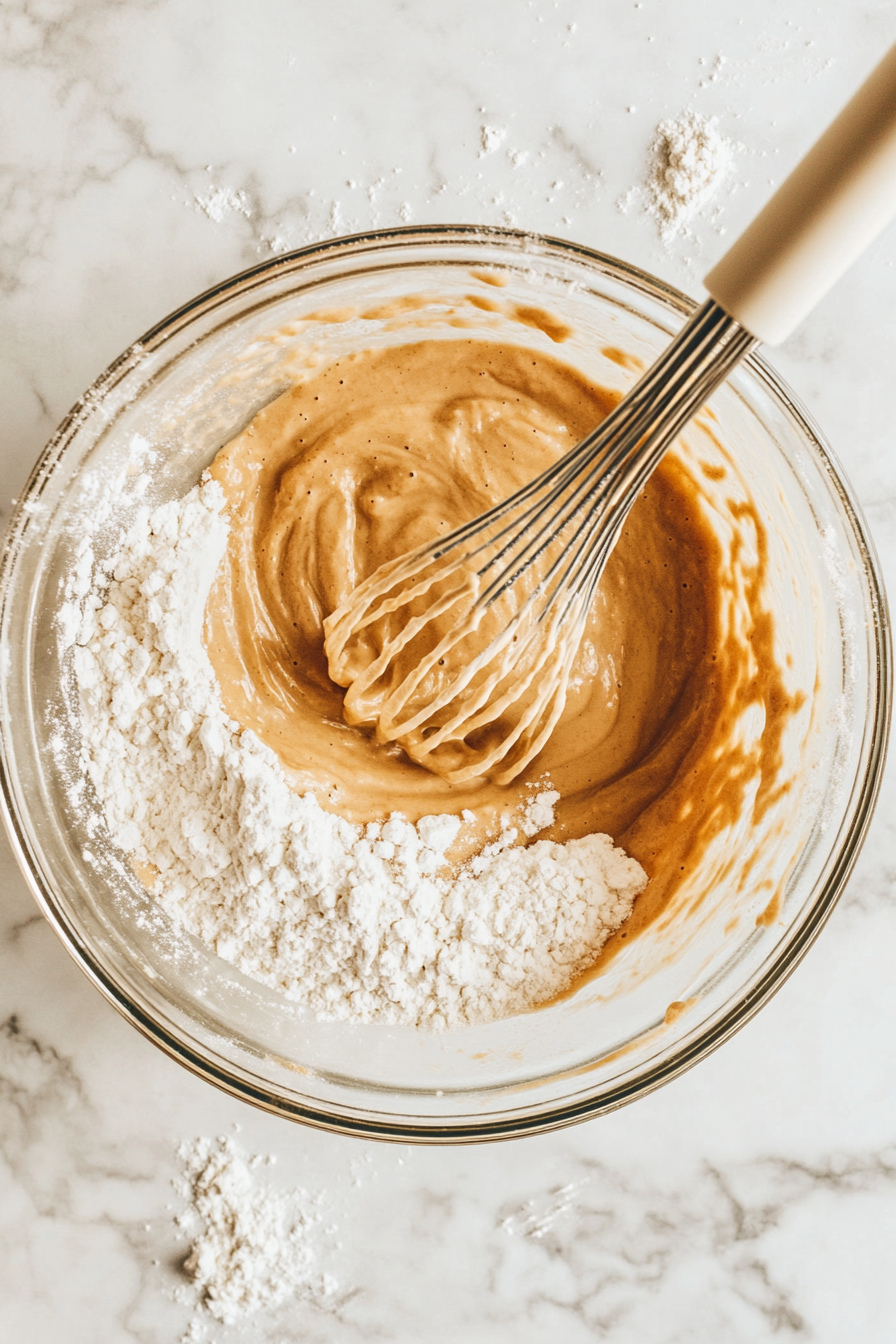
[204,336,798,951]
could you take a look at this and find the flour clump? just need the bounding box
[174,1135,332,1335]
[645,108,734,240]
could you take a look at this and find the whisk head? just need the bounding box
[323,466,608,785]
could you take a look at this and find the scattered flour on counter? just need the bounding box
[193,184,252,223]
[480,124,508,156]
[622,108,734,243]
[646,109,733,239]
[174,1135,333,1338]
[61,475,647,1029]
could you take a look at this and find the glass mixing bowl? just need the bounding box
[0,227,890,1141]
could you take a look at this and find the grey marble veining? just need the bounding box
[2,1,896,1339]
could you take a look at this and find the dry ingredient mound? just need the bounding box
[61,471,646,1029]
[645,108,733,240]
[174,1135,330,1336]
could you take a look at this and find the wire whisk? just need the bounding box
[324,45,896,784]
[323,299,756,785]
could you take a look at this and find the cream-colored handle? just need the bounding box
[705,44,896,345]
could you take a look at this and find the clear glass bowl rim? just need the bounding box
[0,223,891,1143]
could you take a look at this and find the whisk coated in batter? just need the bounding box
[324,300,754,784]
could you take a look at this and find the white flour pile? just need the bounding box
[60,471,646,1029]
[644,109,734,240]
[193,183,251,224]
[174,1135,330,1335]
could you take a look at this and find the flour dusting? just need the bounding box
[174,1135,332,1338]
[617,107,736,241]
[60,458,646,1029]
[193,184,252,223]
[480,124,508,156]
[641,109,734,241]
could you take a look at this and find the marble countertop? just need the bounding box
[2,2,896,1339]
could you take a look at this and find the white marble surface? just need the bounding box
[2,1,896,1339]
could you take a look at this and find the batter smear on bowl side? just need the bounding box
[67,337,799,1028]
